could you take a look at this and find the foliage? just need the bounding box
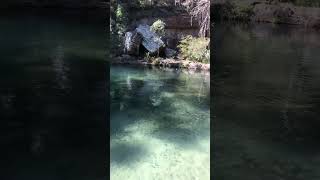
[150,19,166,37]
[125,0,174,9]
[178,35,210,63]
[116,4,125,21]
[115,4,128,35]
[110,1,129,56]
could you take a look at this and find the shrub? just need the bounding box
[178,36,210,63]
[150,19,166,37]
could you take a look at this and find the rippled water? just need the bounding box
[0,12,107,179]
[110,65,210,180]
[213,22,320,180]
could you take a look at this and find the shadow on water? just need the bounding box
[213,22,320,180]
[111,143,149,166]
[0,12,107,180]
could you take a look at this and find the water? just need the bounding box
[0,12,107,179]
[213,22,320,180]
[110,65,210,180]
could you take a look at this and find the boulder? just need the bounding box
[124,24,166,56]
[136,24,165,54]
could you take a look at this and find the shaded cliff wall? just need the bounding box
[0,0,108,9]
[212,1,320,30]
[126,6,200,48]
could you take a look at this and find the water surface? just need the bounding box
[110,65,210,180]
[213,22,320,180]
[0,12,107,179]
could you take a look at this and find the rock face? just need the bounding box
[124,25,165,56]
[252,3,320,29]
[213,1,320,30]
[253,3,302,25]
[124,5,200,49]
[124,31,142,56]
[136,25,165,54]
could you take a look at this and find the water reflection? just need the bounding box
[213,22,320,180]
[52,44,71,92]
[0,12,107,179]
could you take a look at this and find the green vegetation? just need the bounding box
[121,0,175,9]
[115,4,127,35]
[111,0,210,65]
[110,1,129,55]
[150,19,166,37]
[178,36,210,63]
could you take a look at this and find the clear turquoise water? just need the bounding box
[110,65,210,180]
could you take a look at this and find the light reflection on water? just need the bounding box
[110,65,210,180]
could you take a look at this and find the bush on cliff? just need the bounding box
[178,36,210,63]
[150,19,166,37]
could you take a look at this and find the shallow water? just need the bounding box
[0,12,107,179]
[110,65,210,180]
[213,22,320,180]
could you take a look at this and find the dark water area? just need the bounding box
[0,12,107,179]
[213,22,320,179]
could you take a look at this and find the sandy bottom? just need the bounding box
[110,66,210,180]
[110,119,210,180]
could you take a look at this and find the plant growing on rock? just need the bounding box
[150,19,166,37]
